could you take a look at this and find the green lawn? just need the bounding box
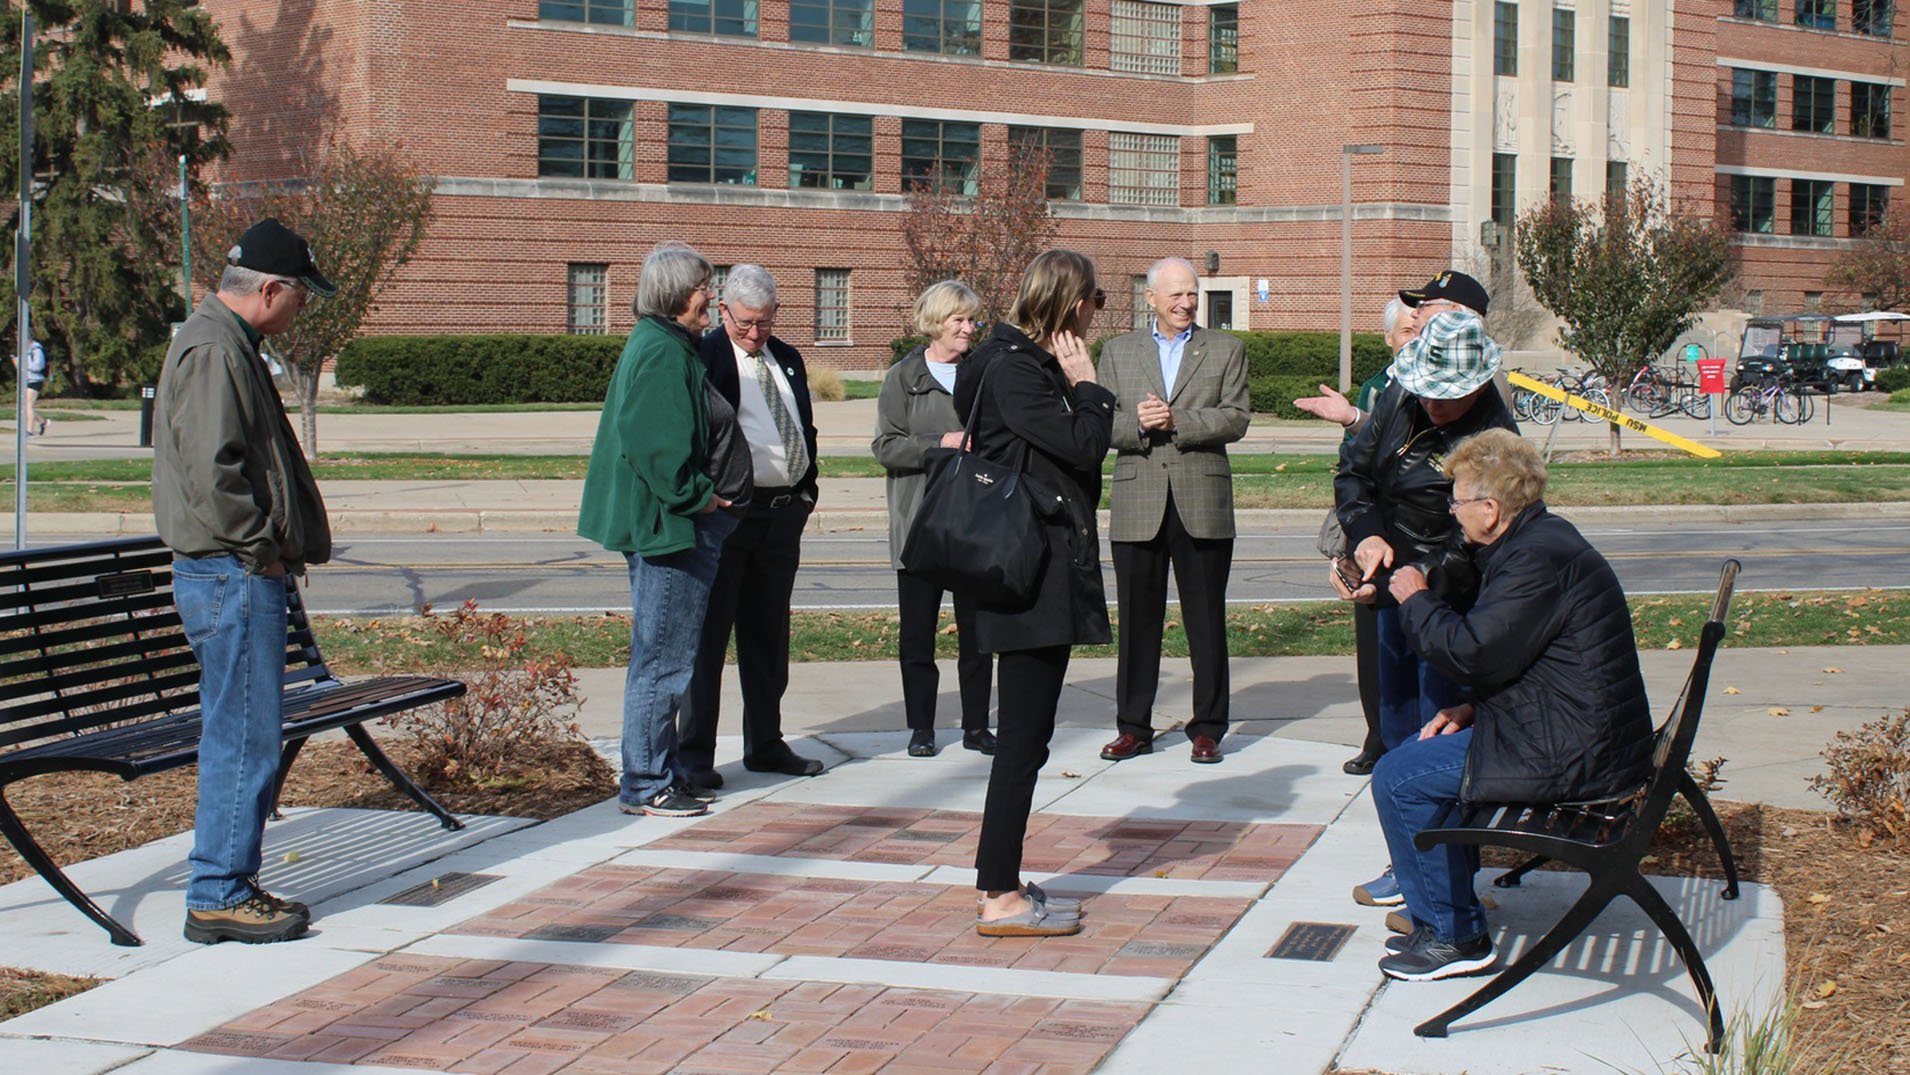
[308,587,1910,674]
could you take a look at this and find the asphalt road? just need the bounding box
[303,517,1910,615]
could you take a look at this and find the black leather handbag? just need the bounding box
[899,365,1061,606]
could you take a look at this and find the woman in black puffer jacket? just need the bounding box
[1372,429,1653,982]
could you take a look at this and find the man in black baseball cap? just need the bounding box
[227,217,337,298]
[1399,270,1489,328]
[153,218,336,945]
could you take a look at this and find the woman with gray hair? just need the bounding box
[578,241,736,820]
[871,280,997,759]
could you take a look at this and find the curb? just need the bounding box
[8,500,1910,539]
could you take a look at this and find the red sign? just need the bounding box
[1697,357,1728,394]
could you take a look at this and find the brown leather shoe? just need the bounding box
[1189,736,1222,763]
[1099,733,1153,761]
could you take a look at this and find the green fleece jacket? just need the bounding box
[577,316,713,555]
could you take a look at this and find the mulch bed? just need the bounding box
[0,752,1900,1069]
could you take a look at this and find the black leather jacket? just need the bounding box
[1333,382,1517,606]
[1399,505,1655,805]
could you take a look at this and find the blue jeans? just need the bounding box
[1374,604,1465,750]
[173,555,290,911]
[1372,728,1486,944]
[621,510,738,804]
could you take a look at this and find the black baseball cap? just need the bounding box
[226,218,337,297]
[1399,270,1489,316]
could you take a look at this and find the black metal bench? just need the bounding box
[0,535,467,946]
[1413,559,1742,1052]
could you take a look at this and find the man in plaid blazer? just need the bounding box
[1097,257,1251,764]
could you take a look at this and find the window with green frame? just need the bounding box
[1795,0,1836,29]
[1793,75,1835,134]
[1734,0,1778,19]
[1207,135,1237,205]
[1007,126,1083,200]
[1852,82,1891,138]
[1209,4,1239,74]
[666,104,757,185]
[1490,152,1516,226]
[788,112,873,190]
[902,0,981,55]
[537,95,633,180]
[1731,69,1777,128]
[1009,0,1084,65]
[1550,156,1573,202]
[1850,183,1889,235]
[1730,175,1775,233]
[1608,16,1629,88]
[1790,178,1834,237]
[1494,3,1518,76]
[669,0,757,36]
[790,0,875,47]
[1552,9,1575,82]
[900,119,981,194]
[540,1,632,25]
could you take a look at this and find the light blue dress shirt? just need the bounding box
[1153,322,1193,398]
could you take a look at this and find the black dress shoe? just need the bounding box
[907,730,937,757]
[1342,749,1381,776]
[743,748,825,776]
[688,768,724,790]
[962,729,997,755]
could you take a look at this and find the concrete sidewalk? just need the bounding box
[1,638,1891,1074]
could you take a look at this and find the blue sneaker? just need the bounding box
[1353,867,1404,907]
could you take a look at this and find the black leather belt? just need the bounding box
[757,485,798,509]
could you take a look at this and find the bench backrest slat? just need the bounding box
[1635,561,1740,830]
[1,536,332,757]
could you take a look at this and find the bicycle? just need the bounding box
[1529,367,1612,424]
[1724,374,1811,424]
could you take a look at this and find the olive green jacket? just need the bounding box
[152,294,331,574]
[577,316,713,556]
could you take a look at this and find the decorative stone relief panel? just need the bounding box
[1608,90,1630,160]
[1494,78,1517,152]
[1552,86,1575,155]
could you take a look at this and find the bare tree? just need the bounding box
[1826,204,1910,312]
[899,142,1058,330]
[1516,175,1736,453]
[194,140,432,454]
[1463,240,1551,350]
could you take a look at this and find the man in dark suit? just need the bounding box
[1097,257,1251,764]
[683,264,825,786]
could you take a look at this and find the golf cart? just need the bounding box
[1735,312,1902,392]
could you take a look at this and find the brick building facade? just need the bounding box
[193,1,1904,369]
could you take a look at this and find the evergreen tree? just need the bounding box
[1,1,229,393]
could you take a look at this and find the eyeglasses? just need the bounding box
[722,306,775,331]
[1447,494,1494,512]
[1092,288,1106,310]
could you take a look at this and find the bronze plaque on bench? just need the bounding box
[95,571,157,599]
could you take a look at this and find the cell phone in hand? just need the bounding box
[1335,560,1365,591]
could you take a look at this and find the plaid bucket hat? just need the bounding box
[1390,311,1502,400]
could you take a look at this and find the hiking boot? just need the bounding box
[244,876,309,921]
[185,889,312,945]
[1378,932,1495,981]
[1353,867,1404,906]
[620,786,708,818]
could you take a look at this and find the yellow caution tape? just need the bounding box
[1508,371,1722,459]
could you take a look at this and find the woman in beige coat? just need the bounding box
[871,280,996,759]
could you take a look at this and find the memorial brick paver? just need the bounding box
[181,955,1149,1074]
[646,803,1320,881]
[449,865,1250,978]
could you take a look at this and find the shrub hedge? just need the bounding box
[334,335,627,405]
[1876,365,1910,395]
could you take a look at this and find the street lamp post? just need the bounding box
[1340,144,1384,393]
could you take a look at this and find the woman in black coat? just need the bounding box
[954,249,1115,938]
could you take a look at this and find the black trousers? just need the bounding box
[974,644,1070,892]
[1111,495,1233,742]
[681,494,809,771]
[1354,601,1385,757]
[896,570,992,733]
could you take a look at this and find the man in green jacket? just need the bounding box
[578,241,735,819]
[154,218,335,945]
